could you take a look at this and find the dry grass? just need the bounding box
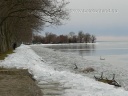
[81,67,95,73]
[0,67,7,70]
[0,69,43,96]
[0,49,14,60]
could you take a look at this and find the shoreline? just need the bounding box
[31,45,128,91]
[1,44,128,96]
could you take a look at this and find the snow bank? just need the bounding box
[0,45,128,96]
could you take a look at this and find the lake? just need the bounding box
[31,42,128,91]
[45,41,128,56]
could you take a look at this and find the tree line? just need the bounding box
[33,31,96,44]
[0,0,68,53]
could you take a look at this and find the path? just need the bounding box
[38,81,71,96]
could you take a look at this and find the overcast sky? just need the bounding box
[43,0,128,41]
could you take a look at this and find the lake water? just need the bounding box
[45,41,128,56]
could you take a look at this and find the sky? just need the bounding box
[42,0,128,41]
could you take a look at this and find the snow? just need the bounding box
[31,44,128,90]
[0,44,128,96]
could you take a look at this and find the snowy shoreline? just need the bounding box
[1,44,128,96]
[31,44,128,90]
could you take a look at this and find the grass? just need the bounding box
[0,49,14,60]
[0,67,7,70]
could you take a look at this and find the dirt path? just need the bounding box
[0,69,43,96]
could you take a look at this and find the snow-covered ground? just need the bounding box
[1,44,128,96]
[31,44,128,90]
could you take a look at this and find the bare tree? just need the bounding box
[91,35,96,43]
[84,33,91,43]
[58,35,68,43]
[45,32,57,43]
[32,31,96,44]
[78,31,84,43]
[0,0,69,53]
[33,35,44,44]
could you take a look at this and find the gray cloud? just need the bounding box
[43,0,128,41]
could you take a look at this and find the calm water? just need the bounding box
[45,41,128,56]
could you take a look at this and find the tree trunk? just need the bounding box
[0,26,7,53]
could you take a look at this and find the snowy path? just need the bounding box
[1,45,128,96]
[38,81,66,96]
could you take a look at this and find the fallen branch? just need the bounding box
[74,63,78,69]
[94,73,121,87]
